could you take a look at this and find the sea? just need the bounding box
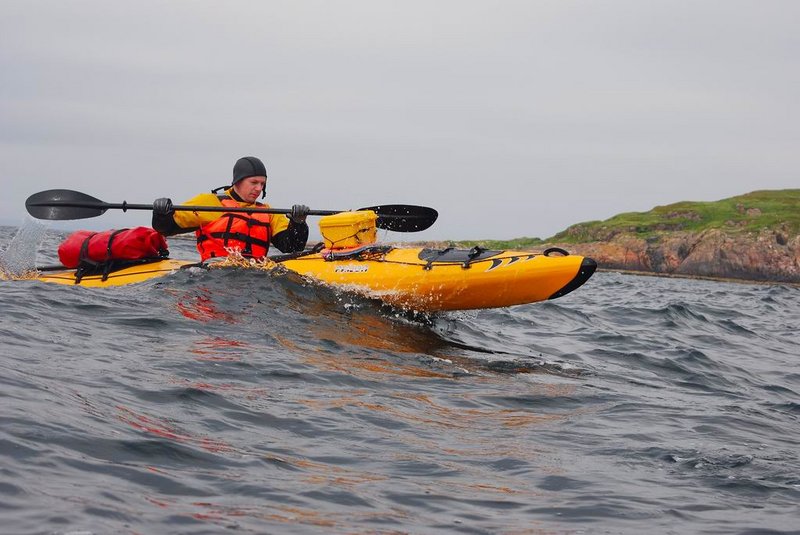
[1,224,799,535]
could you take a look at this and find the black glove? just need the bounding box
[288,204,310,224]
[153,197,174,217]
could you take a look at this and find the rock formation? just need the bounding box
[542,226,800,283]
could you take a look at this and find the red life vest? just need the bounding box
[195,197,272,261]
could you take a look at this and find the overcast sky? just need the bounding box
[2,1,798,241]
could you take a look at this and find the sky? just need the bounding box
[1,0,798,241]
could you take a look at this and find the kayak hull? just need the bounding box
[32,248,596,311]
[282,248,596,311]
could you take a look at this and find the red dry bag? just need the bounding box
[58,227,169,269]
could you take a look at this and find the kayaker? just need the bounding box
[151,156,310,260]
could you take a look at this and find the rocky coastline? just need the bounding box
[533,226,800,284]
[417,227,799,285]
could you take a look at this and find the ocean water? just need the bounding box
[1,225,799,534]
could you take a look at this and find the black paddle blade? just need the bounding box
[25,189,108,220]
[363,205,438,232]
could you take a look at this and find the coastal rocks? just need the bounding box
[548,228,800,283]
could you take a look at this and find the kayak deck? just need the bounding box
[32,246,596,311]
[34,259,193,287]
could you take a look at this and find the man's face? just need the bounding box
[234,176,267,203]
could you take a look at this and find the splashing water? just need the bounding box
[0,216,49,279]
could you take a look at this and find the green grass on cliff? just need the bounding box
[446,236,545,250]
[451,189,799,249]
[550,189,800,244]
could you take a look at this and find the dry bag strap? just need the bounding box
[100,229,127,281]
[74,232,98,283]
[75,228,127,283]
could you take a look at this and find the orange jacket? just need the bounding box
[195,198,272,261]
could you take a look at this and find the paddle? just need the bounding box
[25,189,437,232]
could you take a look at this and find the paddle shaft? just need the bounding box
[29,199,425,220]
[33,200,346,217]
[25,189,438,231]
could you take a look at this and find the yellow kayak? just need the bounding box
[32,246,596,311]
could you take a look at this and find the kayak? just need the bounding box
[23,199,596,310]
[32,245,596,311]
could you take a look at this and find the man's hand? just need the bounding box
[153,198,174,217]
[288,204,310,224]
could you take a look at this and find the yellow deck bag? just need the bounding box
[319,210,378,249]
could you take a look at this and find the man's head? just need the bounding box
[232,156,267,203]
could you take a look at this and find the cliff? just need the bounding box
[448,190,800,284]
[541,226,800,283]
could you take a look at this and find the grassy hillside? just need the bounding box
[447,236,545,250]
[452,190,800,249]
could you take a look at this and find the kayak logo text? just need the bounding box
[334,264,368,273]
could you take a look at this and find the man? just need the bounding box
[152,156,310,261]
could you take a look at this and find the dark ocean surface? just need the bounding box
[1,225,799,534]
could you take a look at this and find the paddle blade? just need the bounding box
[25,189,108,220]
[363,205,438,232]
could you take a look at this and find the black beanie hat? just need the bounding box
[232,156,267,185]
